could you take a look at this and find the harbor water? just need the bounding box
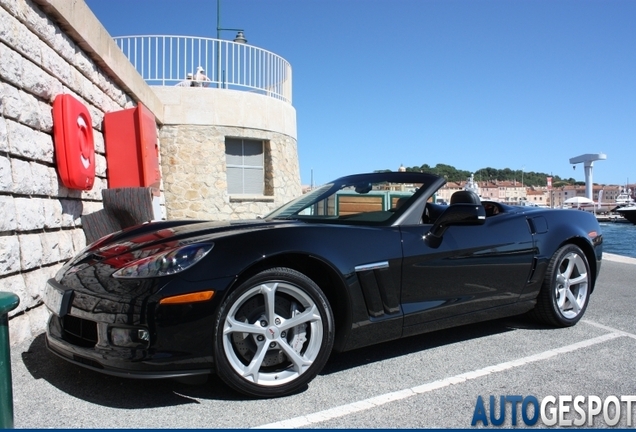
[598,221,636,259]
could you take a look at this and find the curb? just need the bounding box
[603,252,636,265]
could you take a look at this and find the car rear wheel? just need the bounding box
[530,244,590,327]
[214,267,334,398]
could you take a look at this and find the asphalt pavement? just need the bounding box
[9,253,636,428]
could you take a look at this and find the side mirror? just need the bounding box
[354,182,372,194]
[425,204,486,248]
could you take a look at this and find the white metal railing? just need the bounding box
[114,35,292,103]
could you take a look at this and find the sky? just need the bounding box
[85,0,635,187]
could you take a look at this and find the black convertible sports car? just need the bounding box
[44,171,603,398]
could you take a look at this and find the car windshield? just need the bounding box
[265,172,442,225]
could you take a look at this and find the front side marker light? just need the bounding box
[160,290,215,305]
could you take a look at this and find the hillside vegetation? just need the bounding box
[376,164,579,187]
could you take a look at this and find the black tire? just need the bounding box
[529,244,591,327]
[214,267,334,398]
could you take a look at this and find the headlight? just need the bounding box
[112,243,214,279]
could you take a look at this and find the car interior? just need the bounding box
[423,190,504,224]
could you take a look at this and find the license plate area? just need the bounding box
[44,281,72,316]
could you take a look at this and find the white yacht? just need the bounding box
[463,173,481,197]
[615,188,635,207]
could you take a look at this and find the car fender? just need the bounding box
[190,223,406,352]
[526,209,602,290]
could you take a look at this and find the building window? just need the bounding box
[226,138,264,195]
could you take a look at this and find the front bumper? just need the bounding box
[45,331,212,379]
[43,278,217,379]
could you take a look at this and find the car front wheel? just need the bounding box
[214,267,334,398]
[531,244,591,327]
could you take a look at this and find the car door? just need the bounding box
[399,212,535,333]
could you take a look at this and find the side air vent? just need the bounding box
[528,216,548,234]
[355,262,400,318]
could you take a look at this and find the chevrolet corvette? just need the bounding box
[44,171,602,397]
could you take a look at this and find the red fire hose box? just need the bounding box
[52,94,96,190]
[103,103,161,189]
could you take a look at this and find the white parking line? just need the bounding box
[583,319,636,340]
[254,331,623,429]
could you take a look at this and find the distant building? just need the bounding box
[526,188,549,206]
[437,178,529,204]
[551,185,604,208]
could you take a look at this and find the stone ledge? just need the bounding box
[229,195,275,203]
[153,87,297,137]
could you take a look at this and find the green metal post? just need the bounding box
[0,292,20,429]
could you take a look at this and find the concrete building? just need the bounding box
[155,86,299,220]
[525,188,550,207]
[1,0,300,345]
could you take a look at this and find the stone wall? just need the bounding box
[0,0,139,344]
[1,0,301,346]
[160,125,300,220]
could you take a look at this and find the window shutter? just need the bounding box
[225,139,264,194]
[243,167,264,194]
[226,166,243,194]
[225,139,243,166]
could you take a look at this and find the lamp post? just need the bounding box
[0,292,19,428]
[216,0,247,88]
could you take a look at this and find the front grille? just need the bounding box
[73,354,103,369]
[62,315,98,347]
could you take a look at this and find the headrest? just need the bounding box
[450,190,481,205]
[395,196,410,209]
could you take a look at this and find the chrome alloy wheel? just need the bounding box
[222,280,324,386]
[554,251,589,319]
[529,244,592,327]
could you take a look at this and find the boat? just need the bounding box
[578,187,635,213]
[616,204,636,225]
[614,188,635,208]
[464,173,481,197]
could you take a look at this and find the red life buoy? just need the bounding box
[52,94,95,190]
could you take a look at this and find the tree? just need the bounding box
[377,163,576,187]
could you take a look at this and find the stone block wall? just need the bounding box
[160,125,301,220]
[0,0,139,344]
[1,0,301,347]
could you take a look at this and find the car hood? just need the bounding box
[63,219,292,273]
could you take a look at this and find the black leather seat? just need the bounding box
[450,190,481,205]
[394,196,410,210]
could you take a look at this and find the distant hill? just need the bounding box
[376,164,579,187]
